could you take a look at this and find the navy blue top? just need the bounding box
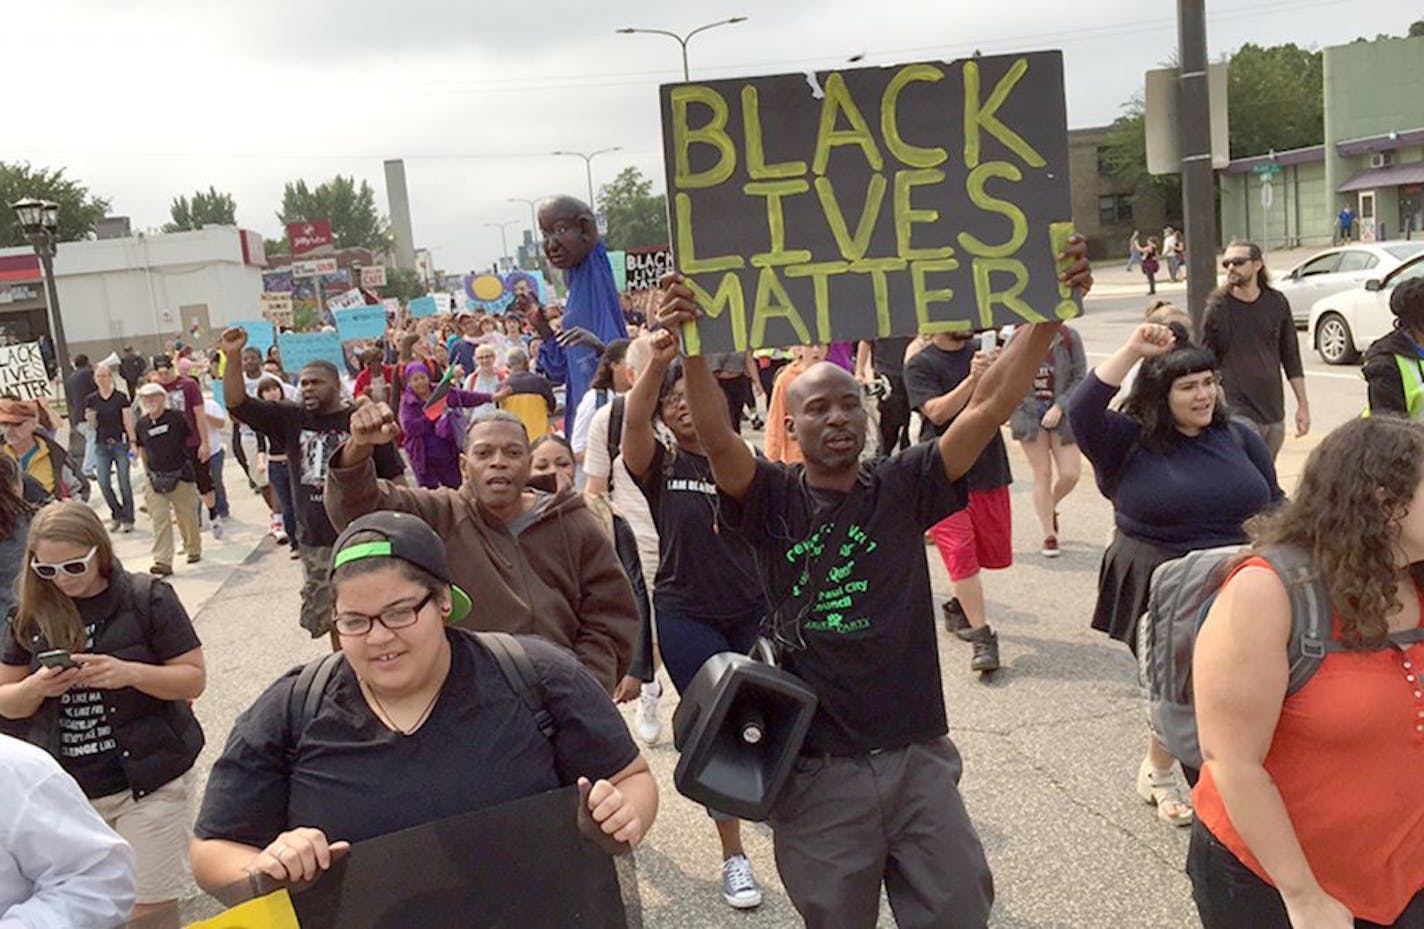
[1068,372,1283,551]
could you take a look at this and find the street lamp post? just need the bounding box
[550,148,622,211]
[483,220,520,270]
[10,198,72,387]
[615,17,748,81]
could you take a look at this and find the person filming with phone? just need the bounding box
[0,501,206,929]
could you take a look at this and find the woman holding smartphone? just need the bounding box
[0,501,206,929]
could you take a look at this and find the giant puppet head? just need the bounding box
[537,195,599,271]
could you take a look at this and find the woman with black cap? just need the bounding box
[189,510,657,891]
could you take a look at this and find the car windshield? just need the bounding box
[1384,243,1424,261]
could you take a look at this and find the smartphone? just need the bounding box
[978,331,998,356]
[36,649,77,670]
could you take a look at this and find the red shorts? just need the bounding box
[929,486,1013,582]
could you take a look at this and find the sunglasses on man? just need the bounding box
[1221,257,1254,269]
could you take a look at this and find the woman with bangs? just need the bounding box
[0,501,205,928]
[1190,416,1424,928]
[1069,322,1282,829]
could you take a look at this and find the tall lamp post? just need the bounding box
[615,17,747,81]
[483,220,520,270]
[507,197,542,269]
[10,198,72,386]
[551,147,622,211]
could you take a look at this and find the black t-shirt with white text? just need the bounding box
[85,390,131,443]
[633,443,763,621]
[193,630,638,848]
[231,398,404,546]
[135,410,194,477]
[720,442,968,756]
[903,343,1013,492]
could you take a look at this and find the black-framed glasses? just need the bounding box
[30,546,98,579]
[1222,257,1253,269]
[332,592,434,637]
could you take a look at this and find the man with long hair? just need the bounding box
[1203,240,1310,459]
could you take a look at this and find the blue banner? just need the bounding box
[277,331,345,373]
[409,295,438,318]
[334,305,387,342]
[231,320,276,351]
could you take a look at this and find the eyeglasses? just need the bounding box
[332,592,433,637]
[1221,257,1253,269]
[31,546,99,579]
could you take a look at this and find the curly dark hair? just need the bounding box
[1248,415,1424,650]
[1390,275,1424,333]
[1119,324,1226,453]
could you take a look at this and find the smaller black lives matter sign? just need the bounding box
[0,342,50,401]
[625,247,673,293]
[658,51,1079,355]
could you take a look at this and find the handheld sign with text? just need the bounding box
[0,342,50,401]
[333,305,387,342]
[659,51,1078,355]
[408,295,438,318]
[276,332,345,374]
[259,293,295,327]
[326,288,366,313]
[625,247,674,293]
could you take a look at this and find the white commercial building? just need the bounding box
[0,225,267,362]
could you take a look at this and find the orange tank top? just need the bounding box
[1193,557,1424,923]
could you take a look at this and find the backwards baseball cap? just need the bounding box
[330,511,471,622]
[0,399,37,425]
[152,354,173,369]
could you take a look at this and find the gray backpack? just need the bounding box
[1138,544,1335,770]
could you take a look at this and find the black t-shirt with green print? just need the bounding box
[719,440,968,756]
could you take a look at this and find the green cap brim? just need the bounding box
[449,585,472,623]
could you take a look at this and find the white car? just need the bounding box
[1308,253,1424,364]
[1278,241,1424,328]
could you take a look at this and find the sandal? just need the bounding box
[1136,758,1194,827]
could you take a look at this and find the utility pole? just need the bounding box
[1177,0,1217,339]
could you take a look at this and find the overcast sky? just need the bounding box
[7,0,1414,274]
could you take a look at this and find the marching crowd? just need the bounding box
[0,200,1423,929]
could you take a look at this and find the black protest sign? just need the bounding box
[659,51,1078,355]
[625,247,674,293]
[279,786,636,929]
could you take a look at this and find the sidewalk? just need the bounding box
[1089,245,1320,299]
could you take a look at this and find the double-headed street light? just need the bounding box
[615,17,748,81]
[9,197,72,385]
[550,147,622,211]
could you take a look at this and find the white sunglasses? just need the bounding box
[31,546,99,579]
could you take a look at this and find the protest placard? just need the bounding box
[434,293,454,315]
[0,342,51,401]
[408,295,438,318]
[659,51,1077,355]
[607,250,628,293]
[230,320,276,352]
[277,331,345,373]
[334,305,387,342]
[259,293,295,327]
[326,288,366,313]
[625,247,673,292]
[381,297,400,316]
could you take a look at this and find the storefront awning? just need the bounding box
[1338,162,1424,193]
[0,254,40,284]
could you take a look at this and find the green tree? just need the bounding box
[1102,93,1182,204]
[1411,18,1424,36]
[1226,43,1323,156]
[0,162,110,247]
[277,175,391,253]
[380,267,425,302]
[163,186,236,232]
[598,167,668,251]
[264,237,289,257]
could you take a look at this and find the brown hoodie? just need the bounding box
[324,455,637,692]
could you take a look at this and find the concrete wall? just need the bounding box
[1220,160,1332,249]
[1324,35,1424,221]
[0,227,264,362]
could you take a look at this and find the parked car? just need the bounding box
[1308,253,1424,364]
[1278,241,1424,328]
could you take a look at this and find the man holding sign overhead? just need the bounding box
[221,327,405,642]
[653,49,1091,928]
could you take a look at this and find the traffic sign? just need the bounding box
[1252,163,1283,176]
[1261,181,1275,210]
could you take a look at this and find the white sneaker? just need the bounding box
[270,514,288,544]
[211,516,224,540]
[721,853,762,909]
[636,681,662,744]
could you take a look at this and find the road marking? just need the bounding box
[1082,351,1362,380]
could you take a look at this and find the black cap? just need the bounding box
[152,354,173,369]
[330,512,471,621]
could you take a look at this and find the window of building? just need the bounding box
[1096,146,1115,176]
[1098,194,1133,226]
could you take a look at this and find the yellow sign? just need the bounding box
[185,889,301,929]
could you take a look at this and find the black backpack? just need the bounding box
[285,631,554,763]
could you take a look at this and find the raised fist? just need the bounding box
[348,398,399,447]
